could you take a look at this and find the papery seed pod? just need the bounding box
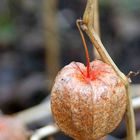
[51,60,126,140]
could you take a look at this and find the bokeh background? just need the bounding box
[0,0,140,139]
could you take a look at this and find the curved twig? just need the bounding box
[30,125,59,140]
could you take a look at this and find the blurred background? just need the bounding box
[0,0,140,139]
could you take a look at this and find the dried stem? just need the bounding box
[76,20,90,78]
[127,71,140,82]
[15,99,51,125]
[43,0,60,90]
[93,0,100,36]
[30,125,59,140]
[93,0,100,58]
[125,85,136,140]
[80,0,136,140]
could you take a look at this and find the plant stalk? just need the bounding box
[80,0,136,140]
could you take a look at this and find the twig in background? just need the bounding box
[13,85,140,140]
[30,125,59,140]
[127,71,140,82]
[43,0,60,90]
[132,97,140,110]
[14,84,140,128]
[14,98,51,125]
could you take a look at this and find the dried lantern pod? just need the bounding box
[51,60,127,140]
[51,21,127,140]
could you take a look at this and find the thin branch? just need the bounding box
[93,0,100,58]
[132,97,140,110]
[125,85,136,140]
[30,125,59,140]
[43,0,60,90]
[81,0,136,140]
[14,84,140,125]
[30,125,105,140]
[127,71,140,78]
[14,99,51,125]
[76,20,90,77]
[93,0,100,36]
[127,71,140,82]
